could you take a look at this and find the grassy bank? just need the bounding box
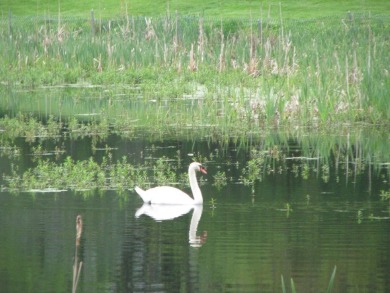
[0,11,389,128]
[1,0,389,18]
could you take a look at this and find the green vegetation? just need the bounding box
[0,11,389,129]
[2,125,388,195]
[0,3,388,293]
[0,3,389,195]
[1,0,389,18]
[213,171,227,190]
[380,189,390,201]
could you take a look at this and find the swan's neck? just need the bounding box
[189,166,203,204]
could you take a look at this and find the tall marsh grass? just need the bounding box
[0,11,389,128]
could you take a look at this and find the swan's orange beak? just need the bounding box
[200,166,207,174]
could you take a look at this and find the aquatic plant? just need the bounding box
[212,170,227,190]
[379,189,390,201]
[3,154,203,194]
[108,156,142,191]
[0,113,62,142]
[153,157,177,186]
[5,156,111,192]
[240,149,267,192]
[209,197,217,209]
[0,143,20,158]
[1,107,388,196]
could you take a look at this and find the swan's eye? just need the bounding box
[199,166,207,174]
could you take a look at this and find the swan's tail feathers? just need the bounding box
[135,186,150,203]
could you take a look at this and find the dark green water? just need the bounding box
[0,186,389,293]
[0,136,389,293]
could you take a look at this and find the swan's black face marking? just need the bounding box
[199,165,207,174]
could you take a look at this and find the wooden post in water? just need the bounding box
[73,215,83,293]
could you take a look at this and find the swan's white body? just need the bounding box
[135,162,207,205]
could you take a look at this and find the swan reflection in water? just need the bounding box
[135,204,207,247]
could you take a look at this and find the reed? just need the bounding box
[1,12,389,128]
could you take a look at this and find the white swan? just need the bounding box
[135,162,207,205]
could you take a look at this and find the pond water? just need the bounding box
[0,137,389,293]
[0,87,389,293]
[0,184,389,293]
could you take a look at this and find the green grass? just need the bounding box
[0,2,389,160]
[1,0,389,18]
[1,12,389,127]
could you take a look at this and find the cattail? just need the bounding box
[188,43,197,71]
